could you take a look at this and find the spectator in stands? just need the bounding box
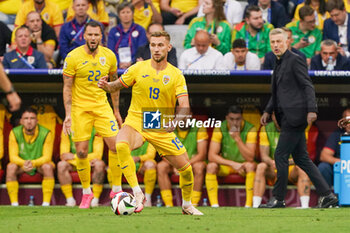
[58,128,105,207]
[248,0,290,28]
[311,39,350,70]
[6,107,54,206]
[160,0,201,25]
[253,114,312,208]
[318,108,350,187]
[0,0,22,24]
[15,0,63,38]
[287,5,322,65]
[263,27,306,70]
[66,0,109,27]
[136,23,178,66]
[0,22,12,62]
[158,116,208,207]
[197,0,244,28]
[3,26,47,69]
[49,0,71,13]
[323,0,350,58]
[205,105,257,207]
[132,0,163,30]
[184,0,232,55]
[108,1,148,69]
[219,38,261,70]
[22,11,57,68]
[59,0,102,61]
[293,0,329,30]
[129,142,157,207]
[179,30,223,70]
[232,5,273,64]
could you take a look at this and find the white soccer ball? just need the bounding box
[111,192,136,215]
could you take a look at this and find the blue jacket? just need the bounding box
[247,0,290,28]
[310,54,350,70]
[3,47,47,69]
[59,18,104,60]
[107,22,147,67]
[263,48,306,70]
[323,13,350,52]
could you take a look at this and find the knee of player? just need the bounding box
[256,162,268,174]
[6,163,19,175]
[206,162,218,174]
[57,161,70,173]
[192,162,206,175]
[116,142,130,154]
[41,163,54,173]
[157,160,171,174]
[244,162,256,172]
[144,160,156,170]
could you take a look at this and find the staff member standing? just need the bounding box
[260,28,337,208]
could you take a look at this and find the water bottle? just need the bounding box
[28,195,34,206]
[326,56,334,71]
[156,195,162,207]
[202,198,208,207]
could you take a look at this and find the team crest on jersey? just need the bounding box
[216,26,223,33]
[132,30,139,38]
[63,61,67,69]
[144,9,150,17]
[43,13,49,21]
[71,30,76,35]
[27,56,35,64]
[308,36,316,44]
[163,75,170,85]
[99,57,106,66]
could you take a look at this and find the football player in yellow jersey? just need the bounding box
[62,21,123,209]
[98,31,203,215]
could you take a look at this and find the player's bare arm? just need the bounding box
[63,74,73,135]
[109,72,123,127]
[166,95,190,132]
[189,139,208,164]
[208,140,242,171]
[97,75,124,93]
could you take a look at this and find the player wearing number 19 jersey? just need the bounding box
[62,21,122,209]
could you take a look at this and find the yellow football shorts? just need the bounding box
[267,165,295,186]
[71,104,118,141]
[217,165,239,177]
[124,113,187,157]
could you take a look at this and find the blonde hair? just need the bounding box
[150,31,171,42]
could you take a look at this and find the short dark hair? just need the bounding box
[245,5,261,19]
[21,107,38,117]
[299,5,315,20]
[227,105,243,115]
[117,1,134,14]
[83,21,103,34]
[232,39,246,49]
[326,0,345,12]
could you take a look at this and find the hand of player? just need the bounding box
[229,125,240,140]
[23,160,34,172]
[338,116,350,128]
[6,92,21,112]
[231,162,242,173]
[260,112,270,126]
[307,112,317,125]
[63,115,72,135]
[90,159,97,166]
[175,15,186,25]
[97,76,112,93]
[61,153,75,161]
[170,7,183,17]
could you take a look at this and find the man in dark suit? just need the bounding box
[310,39,350,70]
[260,28,338,208]
[323,0,350,57]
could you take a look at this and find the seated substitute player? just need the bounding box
[158,117,208,207]
[58,127,105,207]
[98,30,203,215]
[253,114,312,208]
[62,21,123,209]
[6,107,54,206]
[205,105,257,207]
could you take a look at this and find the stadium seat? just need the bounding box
[307,124,319,162]
[0,169,4,183]
[163,25,188,63]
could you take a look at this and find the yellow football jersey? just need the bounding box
[14,0,64,28]
[66,1,109,25]
[120,59,188,116]
[171,0,198,13]
[63,45,118,109]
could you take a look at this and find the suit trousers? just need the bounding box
[273,114,331,201]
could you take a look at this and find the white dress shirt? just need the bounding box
[178,46,223,70]
[219,51,261,70]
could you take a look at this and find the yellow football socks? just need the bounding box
[93,184,103,199]
[205,173,218,206]
[6,180,19,204]
[61,184,73,199]
[76,157,91,189]
[178,163,193,203]
[42,177,55,204]
[108,150,122,186]
[144,168,156,196]
[160,189,173,207]
[116,141,138,188]
[191,190,202,206]
[245,172,256,207]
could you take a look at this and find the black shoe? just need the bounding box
[259,197,286,208]
[316,193,338,208]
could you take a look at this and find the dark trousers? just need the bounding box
[161,11,196,25]
[273,116,331,200]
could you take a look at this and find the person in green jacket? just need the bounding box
[183,0,232,55]
[206,105,257,207]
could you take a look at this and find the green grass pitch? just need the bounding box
[0,206,349,233]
